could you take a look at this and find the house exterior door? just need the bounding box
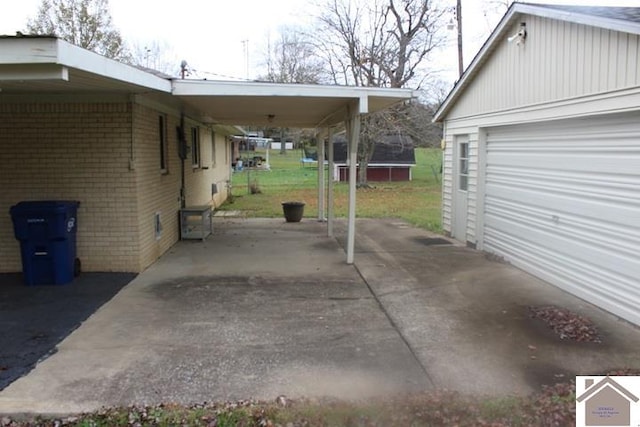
[453,135,469,242]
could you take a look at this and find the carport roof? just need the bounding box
[0,36,413,127]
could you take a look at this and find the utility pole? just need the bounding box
[241,39,249,80]
[456,0,464,77]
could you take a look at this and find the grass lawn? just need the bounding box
[218,147,443,232]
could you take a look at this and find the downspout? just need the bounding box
[179,61,188,209]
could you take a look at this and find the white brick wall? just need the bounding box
[133,105,182,271]
[0,101,233,274]
[0,102,139,272]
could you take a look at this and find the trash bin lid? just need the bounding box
[10,201,80,215]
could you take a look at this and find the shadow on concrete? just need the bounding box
[0,272,135,390]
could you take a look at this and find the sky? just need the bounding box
[1,0,639,87]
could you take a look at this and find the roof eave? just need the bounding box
[0,36,172,93]
[56,39,172,93]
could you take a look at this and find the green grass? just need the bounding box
[219,147,443,232]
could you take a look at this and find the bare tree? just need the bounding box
[26,0,129,61]
[316,0,447,185]
[128,40,181,76]
[257,26,325,153]
[481,0,513,33]
[260,26,325,84]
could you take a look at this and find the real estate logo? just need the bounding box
[576,376,640,427]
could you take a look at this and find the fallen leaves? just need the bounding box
[528,305,602,343]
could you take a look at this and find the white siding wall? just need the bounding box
[447,15,640,120]
[442,14,640,240]
[442,127,478,242]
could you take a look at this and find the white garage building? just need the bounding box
[434,3,640,326]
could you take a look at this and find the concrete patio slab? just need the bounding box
[0,217,638,417]
[339,219,640,396]
[0,219,430,415]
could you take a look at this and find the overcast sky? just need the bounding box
[1,0,638,87]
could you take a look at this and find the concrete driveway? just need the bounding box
[0,218,638,415]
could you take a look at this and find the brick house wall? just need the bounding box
[0,99,231,274]
[0,101,140,272]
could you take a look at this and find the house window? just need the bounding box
[154,212,162,240]
[159,115,168,173]
[459,141,469,191]
[191,126,200,168]
[211,132,216,166]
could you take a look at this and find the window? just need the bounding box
[154,212,162,240]
[211,131,216,166]
[459,141,469,191]
[159,115,168,172]
[191,126,200,168]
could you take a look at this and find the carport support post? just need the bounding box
[346,113,360,264]
[317,133,325,221]
[327,126,335,237]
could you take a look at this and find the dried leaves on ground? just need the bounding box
[5,370,640,426]
[528,305,602,343]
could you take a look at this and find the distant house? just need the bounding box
[433,3,640,326]
[332,135,416,182]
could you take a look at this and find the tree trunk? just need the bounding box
[357,136,375,188]
[280,128,286,155]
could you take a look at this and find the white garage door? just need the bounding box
[484,113,640,326]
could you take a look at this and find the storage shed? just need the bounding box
[434,3,640,326]
[332,135,416,182]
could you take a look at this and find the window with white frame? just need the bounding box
[191,126,200,168]
[459,141,469,191]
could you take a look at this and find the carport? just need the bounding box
[172,80,413,263]
[0,35,413,270]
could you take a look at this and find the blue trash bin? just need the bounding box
[9,201,80,285]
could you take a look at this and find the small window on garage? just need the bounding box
[459,141,469,191]
[191,126,200,168]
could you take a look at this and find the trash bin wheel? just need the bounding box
[74,258,81,277]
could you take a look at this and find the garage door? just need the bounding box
[484,113,640,326]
